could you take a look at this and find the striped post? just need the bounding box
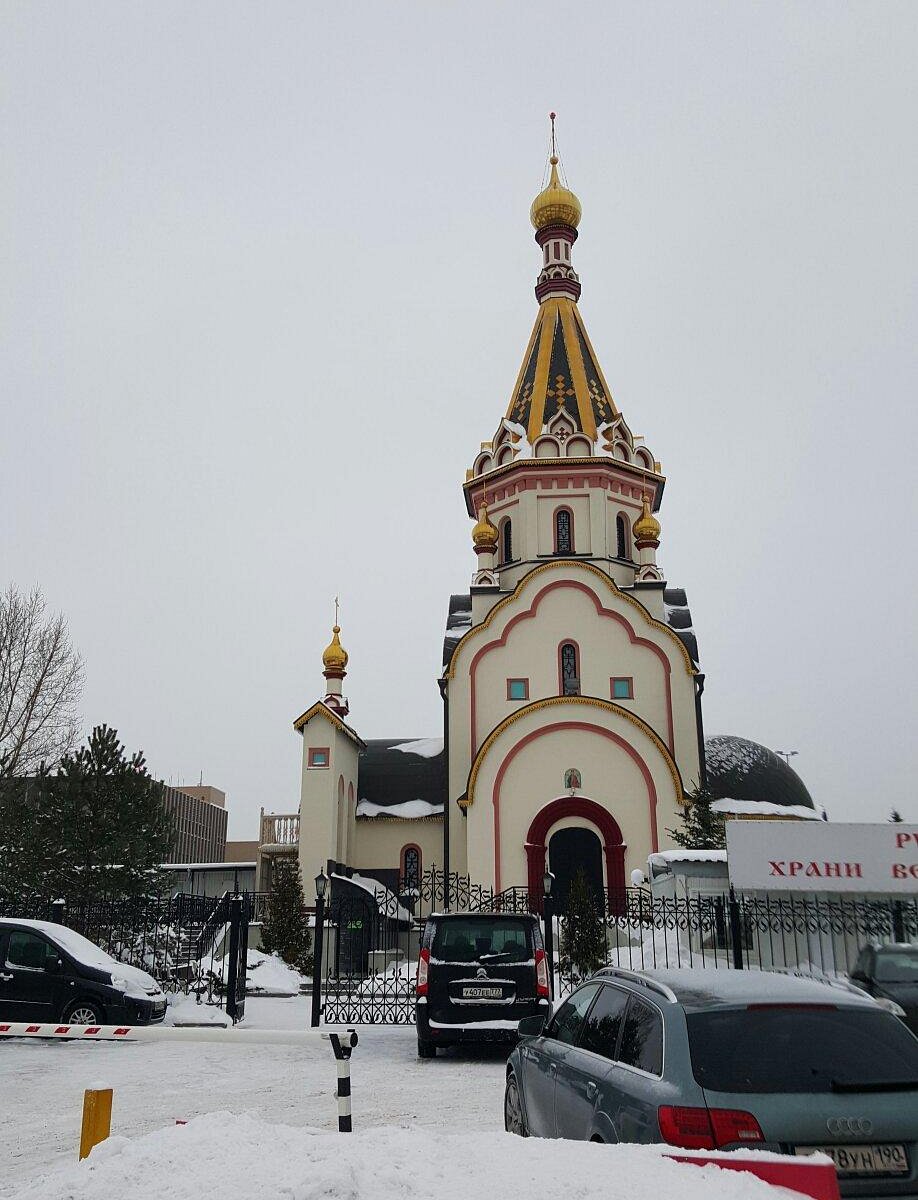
[326,1031,358,1133]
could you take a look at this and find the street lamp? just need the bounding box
[776,750,798,767]
[542,870,555,1001]
[311,870,329,1027]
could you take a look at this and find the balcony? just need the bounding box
[259,812,299,852]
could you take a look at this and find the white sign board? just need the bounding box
[726,822,918,893]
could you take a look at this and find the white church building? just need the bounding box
[259,137,819,911]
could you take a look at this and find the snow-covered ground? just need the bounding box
[0,997,508,1196]
[14,1117,802,1200]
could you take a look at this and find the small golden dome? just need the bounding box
[322,625,349,672]
[472,502,498,550]
[531,156,582,231]
[633,494,661,542]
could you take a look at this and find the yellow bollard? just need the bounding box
[79,1088,113,1161]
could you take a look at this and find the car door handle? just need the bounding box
[0,972,13,982]
[586,1081,598,1099]
[549,1062,557,1075]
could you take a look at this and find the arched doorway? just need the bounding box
[548,827,603,915]
[525,796,626,914]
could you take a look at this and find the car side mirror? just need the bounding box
[45,953,61,974]
[517,1014,547,1038]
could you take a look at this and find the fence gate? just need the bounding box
[319,894,418,1025]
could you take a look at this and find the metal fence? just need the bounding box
[316,870,918,1025]
[0,891,254,1012]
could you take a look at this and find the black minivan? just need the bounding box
[0,919,167,1026]
[415,912,550,1057]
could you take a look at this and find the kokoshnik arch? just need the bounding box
[282,122,818,910]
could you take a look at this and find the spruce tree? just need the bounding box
[890,809,904,823]
[260,860,313,974]
[559,866,607,984]
[44,725,174,903]
[666,787,726,850]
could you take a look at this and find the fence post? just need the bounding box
[728,887,744,970]
[50,898,66,925]
[311,890,327,1028]
[326,1031,358,1132]
[225,895,246,1025]
[543,892,555,1000]
[892,900,906,944]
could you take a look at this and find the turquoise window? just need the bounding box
[507,679,528,701]
[612,678,633,700]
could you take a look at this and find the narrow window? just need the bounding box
[616,513,630,560]
[401,845,421,889]
[560,643,580,696]
[507,678,529,701]
[555,508,573,554]
[501,518,513,564]
[612,677,633,700]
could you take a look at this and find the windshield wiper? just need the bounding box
[831,1079,918,1093]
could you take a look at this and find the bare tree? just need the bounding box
[0,584,84,778]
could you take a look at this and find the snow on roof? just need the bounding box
[390,737,443,759]
[356,798,443,819]
[649,849,728,866]
[643,966,876,1009]
[331,872,411,922]
[710,798,825,821]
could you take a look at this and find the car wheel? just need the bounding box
[504,1073,528,1136]
[417,1037,437,1058]
[63,1000,105,1025]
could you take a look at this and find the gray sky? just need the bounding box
[3,3,917,838]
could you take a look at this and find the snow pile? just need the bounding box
[208,949,307,996]
[711,798,825,821]
[390,737,444,758]
[333,872,411,922]
[650,849,728,866]
[356,797,443,819]
[18,1115,796,1200]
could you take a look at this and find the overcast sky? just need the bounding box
[3,3,917,838]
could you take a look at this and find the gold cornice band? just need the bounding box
[444,558,695,680]
[461,694,686,808]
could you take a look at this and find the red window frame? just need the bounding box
[611,677,634,700]
[506,678,530,701]
[308,746,330,768]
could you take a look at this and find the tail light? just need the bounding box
[658,1106,764,1149]
[534,948,550,998]
[708,1109,765,1145]
[416,948,430,997]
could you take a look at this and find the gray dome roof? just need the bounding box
[704,735,816,811]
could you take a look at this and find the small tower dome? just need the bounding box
[322,625,348,674]
[471,502,498,551]
[531,156,582,231]
[633,494,661,545]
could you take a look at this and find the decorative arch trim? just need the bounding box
[525,796,626,912]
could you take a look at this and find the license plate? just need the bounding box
[795,1144,908,1176]
[461,986,504,999]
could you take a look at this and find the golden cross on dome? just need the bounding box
[334,596,339,626]
[550,111,557,158]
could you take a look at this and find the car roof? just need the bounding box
[596,966,877,1010]
[426,911,537,921]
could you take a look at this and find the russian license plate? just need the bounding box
[796,1144,908,1176]
[461,986,504,999]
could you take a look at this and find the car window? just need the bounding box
[617,997,663,1075]
[546,983,601,1045]
[579,984,630,1060]
[874,949,918,983]
[6,930,53,970]
[431,918,533,964]
[687,1006,918,1093]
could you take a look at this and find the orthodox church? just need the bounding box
[289,133,818,909]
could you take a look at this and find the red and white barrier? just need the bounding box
[665,1152,841,1200]
[0,1021,358,1049]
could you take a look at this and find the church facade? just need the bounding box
[285,142,814,909]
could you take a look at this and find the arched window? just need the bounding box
[501,518,513,564]
[554,508,573,554]
[401,844,421,889]
[616,513,630,560]
[559,642,580,696]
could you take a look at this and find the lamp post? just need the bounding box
[311,870,328,1028]
[776,750,798,767]
[542,869,555,1001]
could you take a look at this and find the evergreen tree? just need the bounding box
[558,866,607,985]
[666,787,726,850]
[260,860,313,974]
[889,809,904,823]
[13,725,174,904]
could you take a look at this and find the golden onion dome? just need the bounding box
[530,156,582,231]
[472,503,498,550]
[633,494,661,542]
[322,625,349,672]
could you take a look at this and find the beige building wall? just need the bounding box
[295,711,360,888]
[349,817,444,877]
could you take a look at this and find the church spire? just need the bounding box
[530,113,582,304]
[321,599,350,717]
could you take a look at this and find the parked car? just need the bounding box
[506,967,918,1197]
[0,919,167,1026]
[850,943,918,1036]
[415,911,550,1057]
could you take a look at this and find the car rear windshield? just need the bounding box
[431,918,533,964]
[687,1006,918,1094]
[875,948,918,983]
